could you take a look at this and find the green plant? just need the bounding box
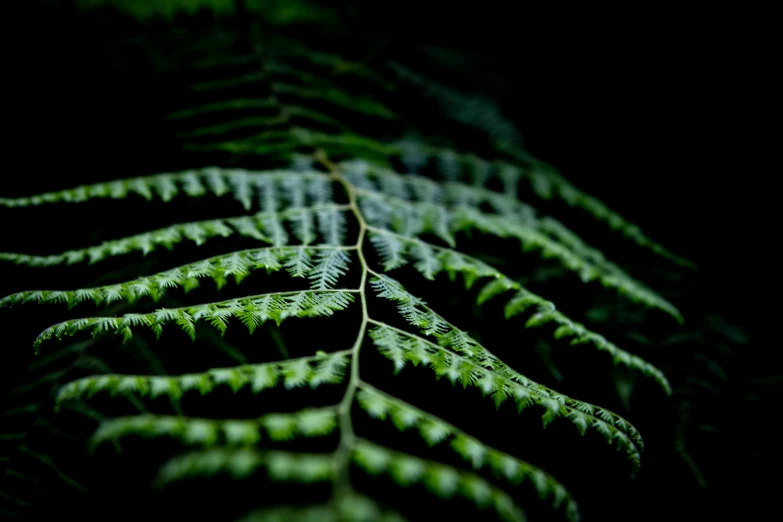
[0,2,706,521]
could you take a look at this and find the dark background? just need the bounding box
[1,1,768,520]
[3,2,759,325]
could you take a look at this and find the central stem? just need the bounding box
[316,150,369,497]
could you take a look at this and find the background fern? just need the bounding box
[1,1,765,521]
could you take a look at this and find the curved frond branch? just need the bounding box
[502,288,671,393]
[345,160,607,271]
[15,445,87,492]
[168,41,394,89]
[183,59,393,118]
[339,131,695,269]
[270,82,396,120]
[370,274,660,439]
[0,487,32,509]
[356,187,680,321]
[374,137,693,269]
[367,322,642,471]
[177,126,684,276]
[345,161,610,271]
[90,407,339,449]
[2,245,355,309]
[155,446,335,486]
[56,350,351,405]
[0,169,334,213]
[356,384,579,521]
[185,127,399,159]
[367,234,672,394]
[350,159,612,277]
[341,158,536,221]
[0,204,350,267]
[352,439,526,522]
[387,62,523,149]
[33,290,357,352]
[172,105,353,140]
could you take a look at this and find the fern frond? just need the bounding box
[173,106,352,140]
[367,322,642,471]
[0,169,333,213]
[354,185,680,321]
[155,447,334,484]
[176,56,394,120]
[374,137,694,269]
[356,385,578,521]
[270,83,396,120]
[173,39,394,91]
[388,62,523,150]
[175,114,287,140]
[56,351,351,405]
[2,246,355,309]
[342,159,533,219]
[33,290,356,351]
[343,160,622,272]
[0,26,698,518]
[352,439,526,522]
[370,268,670,394]
[309,249,353,290]
[185,127,396,159]
[12,445,87,492]
[0,204,350,267]
[168,121,677,278]
[90,407,338,448]
[188,129,689,270]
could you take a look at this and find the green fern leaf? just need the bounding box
[0,16,699,520]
